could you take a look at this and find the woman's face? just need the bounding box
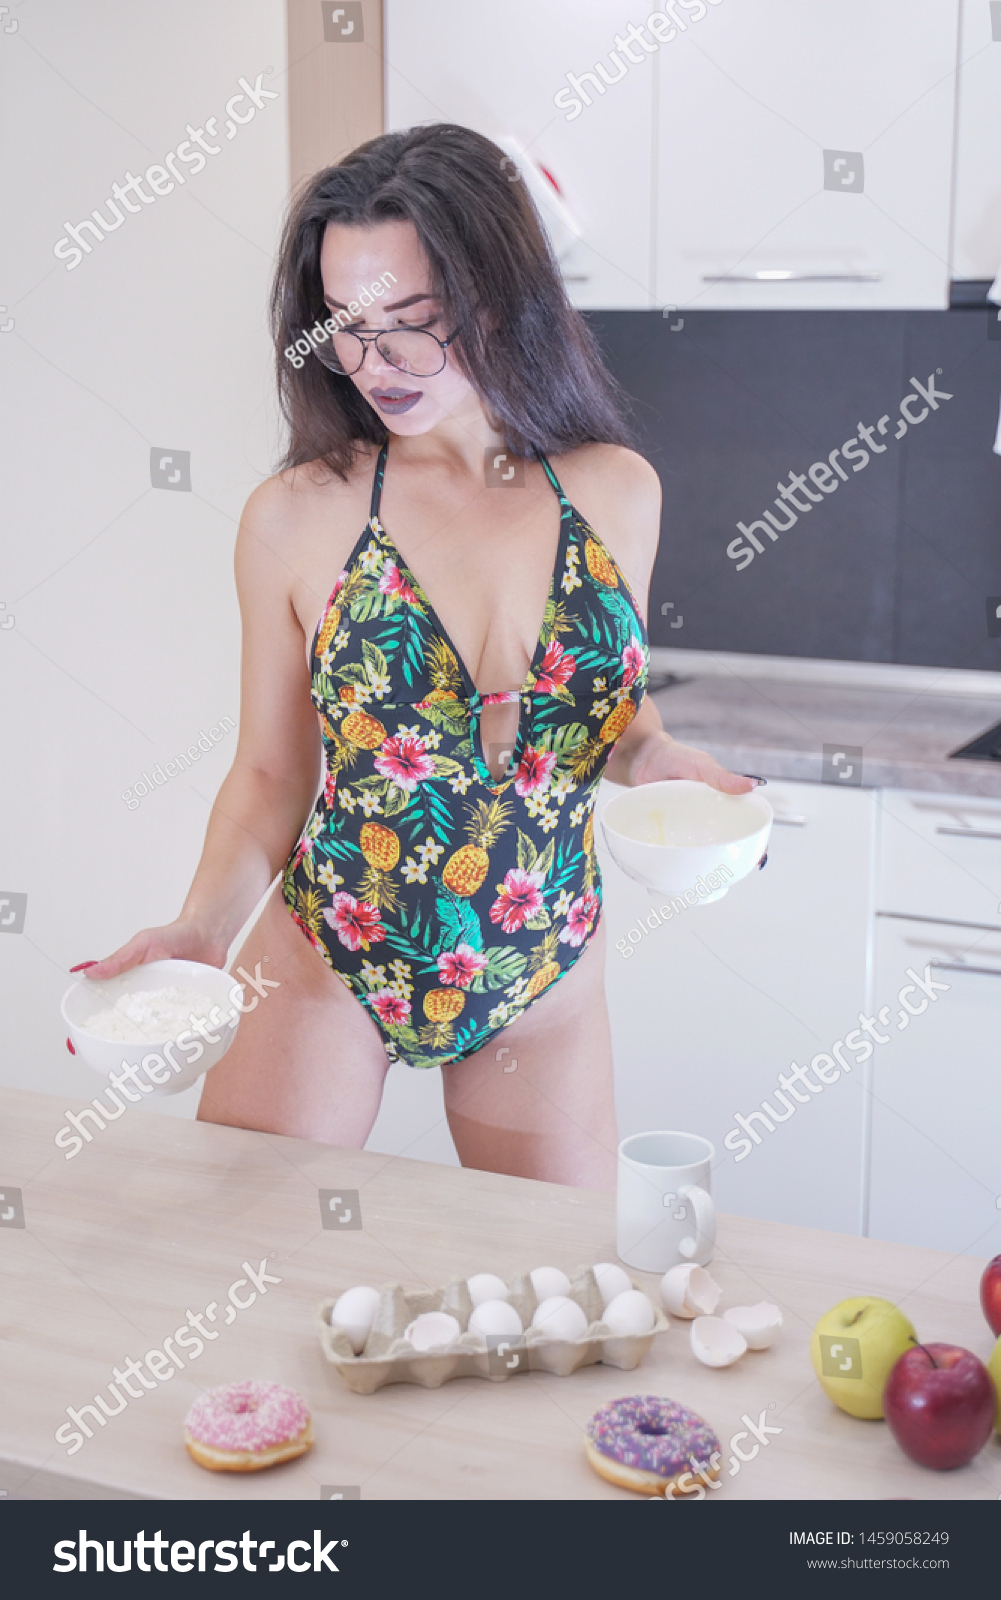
[318,218,479,436]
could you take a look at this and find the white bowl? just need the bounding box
[600,779,772,900]
[60,959,241,1096]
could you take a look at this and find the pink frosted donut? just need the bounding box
[585,1395,720,1497]
[184,1381,313,1473]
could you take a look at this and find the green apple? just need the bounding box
[987,1335,1001,1432]
[810,1296,918,1419]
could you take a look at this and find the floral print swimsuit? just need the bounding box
[283,441,649,1070]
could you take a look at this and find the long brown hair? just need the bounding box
[270,123,634,477]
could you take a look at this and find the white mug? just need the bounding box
[616,1130,716,1272]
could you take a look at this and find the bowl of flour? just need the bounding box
[61,959,244,1094]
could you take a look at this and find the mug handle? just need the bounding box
[676,1183,716,1261]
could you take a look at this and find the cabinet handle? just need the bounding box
[929,960,1001,979]
[935,827,1001,841]
[701,271,882,284]
[771,814,807,827]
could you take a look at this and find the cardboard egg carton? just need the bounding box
[316,1265,669,1393]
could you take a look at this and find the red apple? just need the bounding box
[980,1256,1001,1337]
[883,1343,996,1470]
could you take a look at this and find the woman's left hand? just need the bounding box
[629,730,760,795]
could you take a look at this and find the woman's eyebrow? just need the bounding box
[322,291,437,313]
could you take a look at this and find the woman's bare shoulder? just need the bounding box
[240,450,378,544]
[549,443,661,529]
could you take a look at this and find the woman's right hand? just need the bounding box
[71,918,230,981]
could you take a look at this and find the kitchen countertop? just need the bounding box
[649,653,1001,796]
[1,1086,998,1501]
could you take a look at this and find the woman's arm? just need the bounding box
[566,444,756,796]
[82,476,324,977]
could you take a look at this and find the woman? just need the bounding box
[79,124,755,1189]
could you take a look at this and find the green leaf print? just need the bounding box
[533,838,556,880]
[349,588,384,623]
[334,661,370,686]
[382,785,410,818]
[435,888,484,952]
[481,946,527,990]
[523,907,551,931]
[302,852,315,884]
[430,756,465,779]
[516,830,538,872]
[361,638,389,681]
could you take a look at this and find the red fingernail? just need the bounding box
[69,961,98,972]
[66,1037,76,1054]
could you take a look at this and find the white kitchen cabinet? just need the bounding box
[866,915,1001,1258]
[384,0,656,307]
[876,788,1001,930]
[600,776,875,1234]
[951,0,1001,283]
[655,0,960,310]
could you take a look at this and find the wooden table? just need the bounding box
[1,1087,998,1500]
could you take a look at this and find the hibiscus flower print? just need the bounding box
[437,944,489,988]
[514,745,557,798]
[379,560,419,606]
[368,987,411,1026]
[559,888,599,947]
[535,639,577,694]
[374,733,436,792]
[621,639,645,688]
[323,891,386,952]
[490,868,545,934]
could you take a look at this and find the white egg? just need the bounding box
[531,1294,588,1341]
[403,1311,462,1351]
[690,1315,747,1368]
[659,1263,721,1319]
[723,1302,783,1350]
[601,1288,656,1336]
[530,1265,572,1301]
[468,1299,524,1339]
[592,1262,632,1307]
[466,1272,510,1307]
[330,1285,381,1355]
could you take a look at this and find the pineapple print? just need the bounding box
[442,796,514,897]
[599,700,637,743]
[525,929,561,999]
[316,604,341,657]
[341,711,387,748]
[357,822,401,911]
[584,538,618,588]
[290,883,326,937]
[419,986,465,1052]
[582,811,594,854]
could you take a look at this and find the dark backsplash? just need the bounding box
[584,310,1001,672]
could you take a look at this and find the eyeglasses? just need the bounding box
[312,322,462,378]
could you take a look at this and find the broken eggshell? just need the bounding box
[690,1315,747,1368]
[403,1312,462,1351]
[723,1302,783,1350]
[659,1263,722,1319]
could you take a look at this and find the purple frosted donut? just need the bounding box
[586,1395,720,1485]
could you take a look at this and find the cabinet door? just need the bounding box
[599,777,874,1233]
[384,0,655,307]
[877,788,1001,929]
[867,916,1001,1256]
[656,0,959,309]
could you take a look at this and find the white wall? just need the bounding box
[0,1,288,1119]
